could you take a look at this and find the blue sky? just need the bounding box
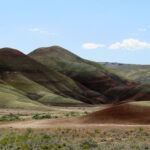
[0,0,150,64]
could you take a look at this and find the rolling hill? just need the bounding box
[29,46,150,103]
[0,48,87,108]
[100,62,150,84]
[0,46,150,109]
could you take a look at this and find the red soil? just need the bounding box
[81,103,150,124]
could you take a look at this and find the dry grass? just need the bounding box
[0,127,150,149]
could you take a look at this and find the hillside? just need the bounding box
[0,80,48,110]
[29,46,125,94]
[29,46,150,103]
[100,62,150,84]
[0,46,150,109]
[0,48,89,108]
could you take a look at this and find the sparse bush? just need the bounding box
[32,114,51,119]
[41,114,51,119]
[0,113,20,121]
[84,111,88,115]
[80,140,98,149]
[32,114,40,119]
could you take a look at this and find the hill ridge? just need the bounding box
[0,48,25,56]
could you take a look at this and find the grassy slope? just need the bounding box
[102,63,150,84]
[0,81,48,109]
[29,46,120,104]
[31,46,150,104]
[2,71,81,104]
[0,48,83,94]
[29,46,109,79]
[29,46,126,102]
[0,48,85,107]
[130,101,150,107]
[29,46,124,83]
[1,46,150,109]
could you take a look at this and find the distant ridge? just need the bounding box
[101,61,150,84]
[100,62,133,66]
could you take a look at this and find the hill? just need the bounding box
[81,101,150,124]
[100,62,150,84]
[29,46,150,103]
[0,48,88,108]
[0,46,150,109]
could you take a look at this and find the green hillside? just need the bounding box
[0,47,109,108]
[0,48,86,108]
[29,46,124,93]
[0,81,48,109]
[29,46,112,78]
[101,62,150,84]
[29,46,150,103]
[1,46,150,109]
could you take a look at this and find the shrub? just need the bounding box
[32,114,51,119]
[0,113,20,121]
[84,111,88,115]
[32,114,40,119]
[80,140,98,149]
[41,114,51,119]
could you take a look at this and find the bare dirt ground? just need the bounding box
[0,117,150,131]
[0,104,150,131]
[0,104,150,150]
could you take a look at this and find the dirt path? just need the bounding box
[1,118,150,130]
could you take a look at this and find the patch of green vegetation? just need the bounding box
[32,114,52,119]
[0,113,20,121]
[31,111,85,120]
[80,140,98,149]
[64,112,78,117]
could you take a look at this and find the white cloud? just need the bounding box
[82,43,105,49]
[109,38,150,50]
[138,28,147,32]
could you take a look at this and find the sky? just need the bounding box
[0,0,150,64]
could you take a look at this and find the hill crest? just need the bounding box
[0,48,24,56]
